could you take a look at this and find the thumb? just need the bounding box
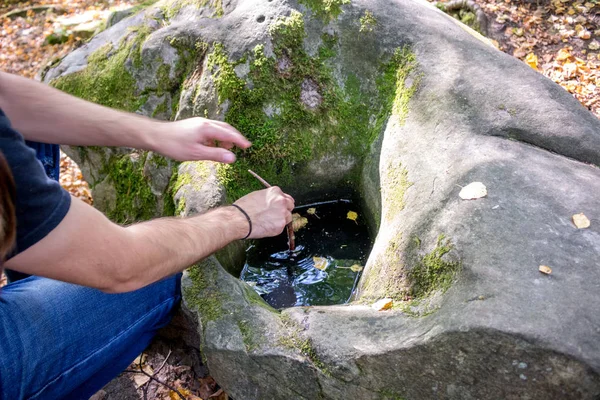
[195,146,237,163]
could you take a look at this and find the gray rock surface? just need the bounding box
[46,0,600,398]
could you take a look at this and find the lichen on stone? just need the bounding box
[359,10,377,33]
[408,234,461,298]
[298,0,350,21]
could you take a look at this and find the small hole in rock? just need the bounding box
[257,15,266,23]
[241,198,373,309]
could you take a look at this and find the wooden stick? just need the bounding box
[248,170,295,251]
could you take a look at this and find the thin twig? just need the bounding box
[247,169,295,250]
[155,349,172,375]
[248,169,271,188]
[123,350,186,400]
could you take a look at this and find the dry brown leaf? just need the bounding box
[459,182,488,200]
[291,213,308,232]
[572,212,591,228]
[538,265,552,274]
[372,298,393,311]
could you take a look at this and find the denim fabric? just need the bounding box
[24,141,60,182]
[0,274,181,399]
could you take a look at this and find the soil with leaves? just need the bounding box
[435,0,600,117]
[2,0,599,398]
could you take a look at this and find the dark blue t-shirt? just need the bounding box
[0,108,71,258]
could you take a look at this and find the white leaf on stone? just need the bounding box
[459,182,488,200]
[372,298,393,311]
[572,213,591,229]
[538,265,552,275]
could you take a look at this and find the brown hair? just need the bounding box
[0,151,16,262]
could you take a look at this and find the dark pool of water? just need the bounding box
[240,199,373,308]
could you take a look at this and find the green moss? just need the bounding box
[103,152,157,223]
[184,264,228,322]
[359,10,377,33]
[382,162,413,222]
[378,389,407,400]
[51,29,150,112]
[206,12,419,200]
[408,235,461,298]
[298,0,350,21]
[359,233,408,302]
[237,319,259,352]
[163,0,223,21]
[152,97,169,117]
[278,313,331,375]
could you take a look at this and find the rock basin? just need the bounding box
[45,0,600,398]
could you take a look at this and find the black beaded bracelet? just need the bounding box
[231,204,252,240]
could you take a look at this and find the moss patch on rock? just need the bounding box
[299,0,350,21]
[359,10,377,33]
[206,11,419,200]
[184,263,228,323]
[103,151,158,223]
[52,28,151,112]
[408,235,461,298]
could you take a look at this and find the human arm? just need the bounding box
[5,187,294,293]
[0,71,250,163]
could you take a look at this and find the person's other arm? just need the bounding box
[5,187,293,293]
[0,71,250,163]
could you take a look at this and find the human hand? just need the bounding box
[150,117,251,162]
[233,187,295,239]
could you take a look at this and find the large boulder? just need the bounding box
[45,0,600,398]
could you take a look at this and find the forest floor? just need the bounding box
[1,0,599,398]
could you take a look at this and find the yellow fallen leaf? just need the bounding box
[459,182,487,200]
[350,264,364,273]
[525,53,538,70]
[292,213,308,232]
[589,41,600,51]
[572,213,591,229]
[306,207,320,218]
[347,211,358,224]
[556,48,572,61]
[313,256,328,270]
[538,265,552,275]
[372,298,393,311]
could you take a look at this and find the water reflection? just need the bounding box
[240,200,372,308]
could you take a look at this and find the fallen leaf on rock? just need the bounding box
[313,256,328,270]
[459,182,488,200]
[347,211,358,224]
[538,265,552,274]
[572,212,591,228]
[372,298,393,311]
[292,213,308,231]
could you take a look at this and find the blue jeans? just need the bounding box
[0,274,181,399]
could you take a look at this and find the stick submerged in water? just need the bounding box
[247,169,295,251]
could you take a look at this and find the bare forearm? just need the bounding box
[6,197,248,292]
[121,207,247,291]
[0,71,160,148]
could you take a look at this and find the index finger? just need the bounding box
[206,121,252,149]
